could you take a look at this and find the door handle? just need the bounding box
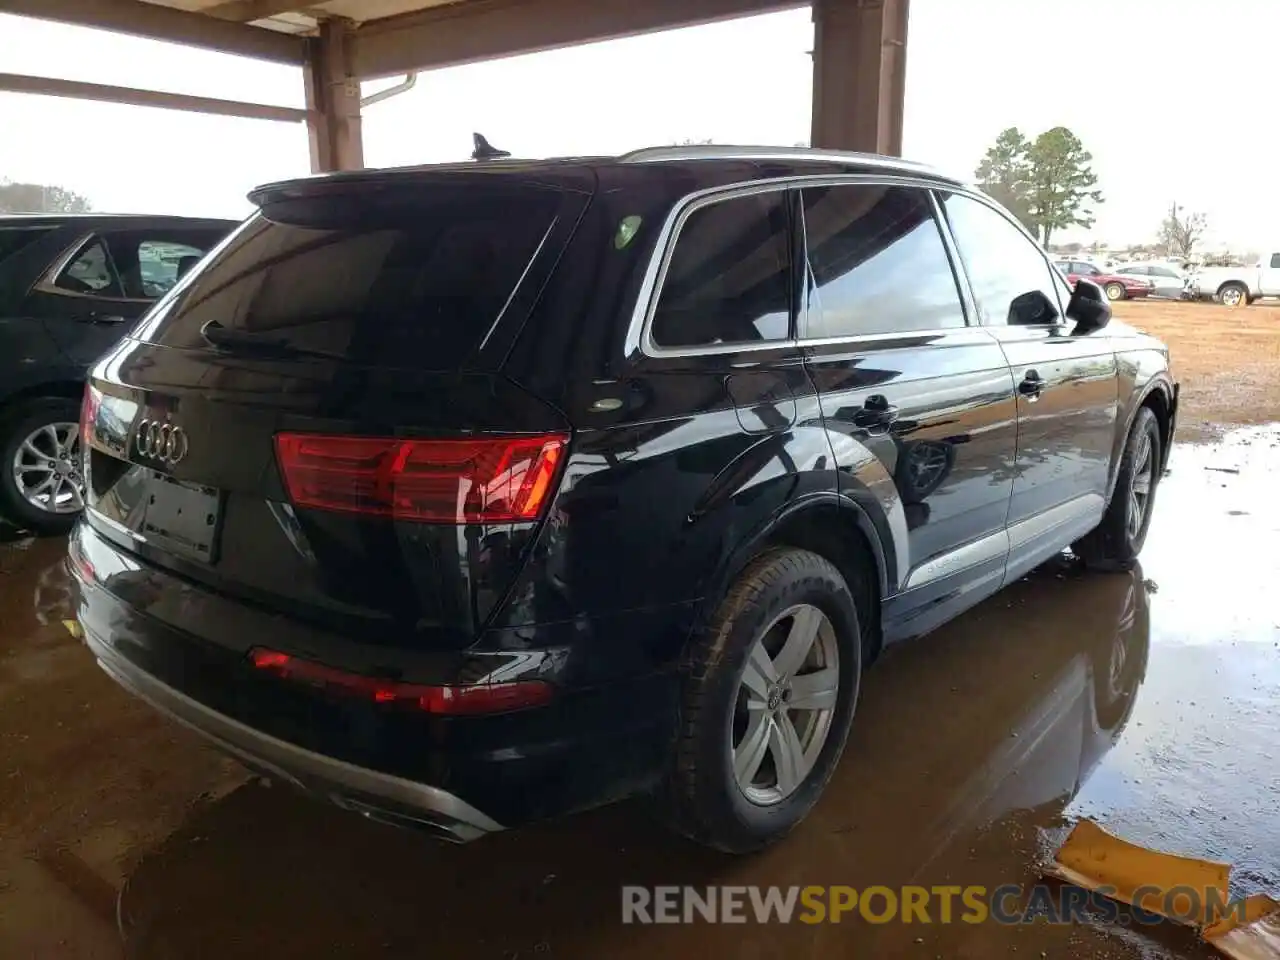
[82,312,128,325]
[1018,370,1044,400]
[852,394,900,434]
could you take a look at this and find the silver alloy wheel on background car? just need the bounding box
[1126,428,1154,540]
[12,422,84,515]
[731,603,840,806]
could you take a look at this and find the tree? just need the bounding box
[975,127,1035,233]
[1024,127,1103,248]
[0,180,92,214]
[1158,202,1207,259]
[974,126,1103,247]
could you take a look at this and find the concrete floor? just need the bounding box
[1,426,1277,959]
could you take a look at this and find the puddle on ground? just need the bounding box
[0,425,1277,959]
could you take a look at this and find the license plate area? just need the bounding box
[139,471,222,564]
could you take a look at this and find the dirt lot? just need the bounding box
[1114,299,1280,441]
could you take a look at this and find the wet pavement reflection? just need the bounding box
[1,426,1278,959]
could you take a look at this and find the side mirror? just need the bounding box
[1007,290,1060,326]
[1066,278,1112,334]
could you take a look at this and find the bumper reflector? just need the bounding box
[247,647,553,716]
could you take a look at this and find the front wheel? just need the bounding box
[1104,282,1126,301]
[1074,407,1161,572]
[0,397,86,535]
[660,548,862,853]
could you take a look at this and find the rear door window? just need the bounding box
[800,184,964,338]
[650,190,793,349]
[135,184,565,369]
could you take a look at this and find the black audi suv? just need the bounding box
[0,214,236,533]
[67,147,1177,852]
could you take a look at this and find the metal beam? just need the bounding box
[0,71,309,122]
[810,0,910,156]
[304,19,364,172]
[0,0,305,64]
[354,0,804,79]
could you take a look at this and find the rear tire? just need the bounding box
[1074,407,1161,573]
[0,397,85,536]
[1218,282,1249,307]
[660,547,862,853]
[1104,282,1126,301]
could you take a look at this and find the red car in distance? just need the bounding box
[1054,259,1154,301]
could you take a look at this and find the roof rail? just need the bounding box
[618,144,963,184]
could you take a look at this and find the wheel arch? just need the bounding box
[0,378,85,421]
[1108,378,1174,499]
[696,493,890,663]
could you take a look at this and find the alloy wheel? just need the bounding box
[12,422,84,515]
[731,603,840,806]
[1221,287,1243,307]
[1126,430,1154,540]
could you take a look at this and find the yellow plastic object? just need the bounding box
[62,619,84,640]
[1047,819,1230,926]
[1047,820,1280,959]
[1205,896,1280,960]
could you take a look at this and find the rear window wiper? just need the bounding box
[200,320,343,362]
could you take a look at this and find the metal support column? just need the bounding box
[810,0,909,156]
[304,18,364,173]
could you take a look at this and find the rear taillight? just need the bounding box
[80,384,101,446]
[248,647,554,715]
[274,432,568,524]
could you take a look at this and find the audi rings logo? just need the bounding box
[136,420,189,465]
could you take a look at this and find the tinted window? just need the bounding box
[942,193,1064,326]
[651,191,792,348]
[800,185,963,337]
[137,240,206,297]
[50,230,223,301]
[1118,264,1148,275]
[137,185,562,368]
[55,239,123,297]
[0,226,55,265]
[1149,265,1179,278]
[1270,253,1280,269]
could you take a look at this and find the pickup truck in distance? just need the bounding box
[1189,253,1280,306]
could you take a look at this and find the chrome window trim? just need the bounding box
[627,179,797,359]
[625,173,984,361]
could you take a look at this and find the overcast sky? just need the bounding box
[1,0,1274,249]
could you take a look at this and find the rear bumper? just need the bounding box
[67,519,676,834]
[89,629,502,842]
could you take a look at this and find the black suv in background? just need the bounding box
[0,215,235,532]
[69,148,1177,853]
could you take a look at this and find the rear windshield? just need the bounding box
[133,182,563,368]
